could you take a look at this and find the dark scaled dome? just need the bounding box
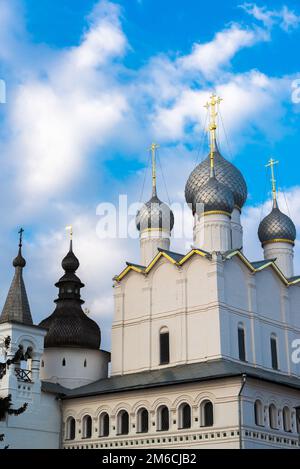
[13,247,26,268]
[39,241,101,350]
[185,145,247,212]
[194,174,234,215]
[61,247,80,272]
[136,194,174,232]
[258,200,296,246]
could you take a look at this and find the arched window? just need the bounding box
[137,408,149,433]
[117,410,129,435]
[66,417,76,440]
[269,404,278,430]
[159,328,170,365]
[62,358,66,367]
[84,359,87,368]
[283,407,291,432]
[270,335,279,370]
[157,405,169,431]
[254,400,264,426]
[99,412,109,437]
[200,400,214,427]
[178,403,191,429]
[82,415,92,439]
[238,325,246,362]
[296,408,300,434]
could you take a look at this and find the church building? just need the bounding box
[0,95,300,449]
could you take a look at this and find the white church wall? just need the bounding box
[0,323,61,449]
[0,391,61,449]
[62,377,243,449]
[40,348,110,389]
[255,269,282,321]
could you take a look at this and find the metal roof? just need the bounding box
[60,359,300,400]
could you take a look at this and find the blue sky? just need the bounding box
[0,0,300,349]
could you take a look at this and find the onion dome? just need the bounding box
[185,145,247,212]
[136,194,174,232]
[258,199,296,246]
[39,241,101,350]
[136,143,174,233]
[194,167,234,215]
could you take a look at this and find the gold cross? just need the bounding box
[266,158,279,202]
[149,143,159,196]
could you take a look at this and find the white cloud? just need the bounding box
[241,3,300,32]
[3,0,128,204]
[179,24,268,78]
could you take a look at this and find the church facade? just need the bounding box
[0,95,300,449]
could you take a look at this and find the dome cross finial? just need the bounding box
[18,227,24,248]
[150,143,159,197]
[266,158,279,207]
[204,94,222,175]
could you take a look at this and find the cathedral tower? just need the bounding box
[136,144,174,266]
[39,230,109,389]
[185,95,247,252]
[258,159,296,278]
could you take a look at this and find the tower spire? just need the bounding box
[66,225,73,251]
[0,228,32,325]
[204,94,222,176]
[150,143,159,197]
[266,158,279,208]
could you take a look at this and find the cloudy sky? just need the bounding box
[0,0,300,349]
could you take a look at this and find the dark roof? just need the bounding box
[289,275,300,283]
[62,359,300,400]
[0,245,33,326]
[251,259,276,269]
[126,262,146,270]
[42,381,70,395]
[157,248,185,263]
[39,241,101,350]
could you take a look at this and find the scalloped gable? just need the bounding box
[223,250,300,287]
[114,248,211,282]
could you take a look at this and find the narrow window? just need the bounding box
[62,358,66,367]
[84,359,87,368]
[157,406,169,431]
[201,400,214,427]
[238,326,246,362]
[179,403,191,429]
[41,360,44,368]
[82,415,92,439]
[254,400,263,426]
[269,404,278,430]
[117,410,129,435]
[270,336,279,370]
[296,407,300,434]
[66,417,76,440]
[137,408,149,433]
[99,413,109,437]
[283,407,291,432]
[160,329,170,365]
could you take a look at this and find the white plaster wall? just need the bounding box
[40,348,110,389]
[62,377,300,449]
[264,242,294,278]
[231,208,243,251]
[140,230,170,266]
[0,391,61,449]
[0,322,60,449]
[194,213,232,252]
[62,378,242,449]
